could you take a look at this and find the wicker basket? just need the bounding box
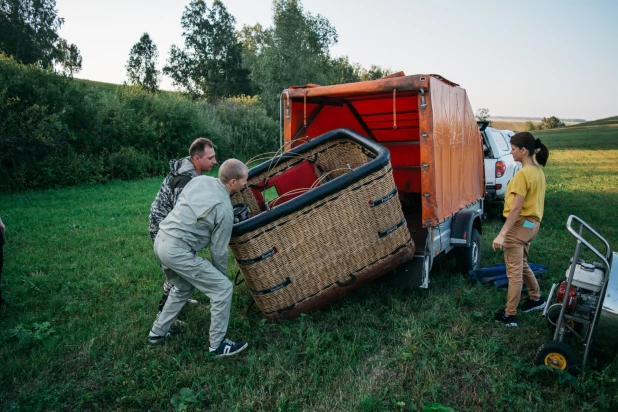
[230,129,415,319]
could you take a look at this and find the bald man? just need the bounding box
[148,159,250,357]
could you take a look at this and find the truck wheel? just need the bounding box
[456,229,480,273]
[534,341,579,375]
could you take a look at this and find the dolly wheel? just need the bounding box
[534,341,579,374]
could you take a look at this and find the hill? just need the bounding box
[489,116,606,133]
[533,115,618,150]
[74,77,123,94]
[490,115,586,123]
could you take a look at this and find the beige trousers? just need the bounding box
[503,218,541,316]
[151,233,233,348]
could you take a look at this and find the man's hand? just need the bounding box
[0,218,5,235]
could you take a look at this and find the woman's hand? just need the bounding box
[493,194,525,251]
[0,218,4,235]
[492,233,505,251]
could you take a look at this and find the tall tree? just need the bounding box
[475,108,490,122]
[164,0,250,99]
[0,0,64,67]
[326,56,361,84]
[359,65,393,81]
[525,121,538,131]
[56,38,82,77]
[242,0,338,115]
[126,33,160,92]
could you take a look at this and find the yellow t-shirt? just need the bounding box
[503,165,546,222]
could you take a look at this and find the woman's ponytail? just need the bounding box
[534,138,549,167]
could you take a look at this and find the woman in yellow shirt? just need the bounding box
[492,132,550,326]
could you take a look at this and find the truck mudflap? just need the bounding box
[380,251,432,288]
[450,209,483,248]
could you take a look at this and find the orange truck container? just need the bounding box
[281,73,485,287]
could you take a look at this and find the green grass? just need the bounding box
[75,78,124,94]
[1,118,618,411]
[74,77,177,97]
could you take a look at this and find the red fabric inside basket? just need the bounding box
[251,160,319,211]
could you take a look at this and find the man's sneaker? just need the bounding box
[209,338,248,357]
[148,329,182,344]
[520,296,546,313]
[494,310,518,327]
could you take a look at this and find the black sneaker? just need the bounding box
[209,338,248,357]
[520,296,546,313]
[148,329,182,344]
[494,310,518,327]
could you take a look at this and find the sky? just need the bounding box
[55,0,618,121]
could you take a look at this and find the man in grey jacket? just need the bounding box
[148,159,249,357]
[149,138,217,313]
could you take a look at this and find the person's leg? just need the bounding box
[150,238,194,336]
[503,244,524,316]
[521,241,541,300]
[151,267,193,336]
[158,276,174,312]
[178,257,233,348]
[160,250,233,348]
[153,238,233,347]
[503,220,526,316]
[503,220,540,316]
[151,230,171,312]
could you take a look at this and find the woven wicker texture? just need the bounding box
[230,138,411,318]
[231,140,369,215]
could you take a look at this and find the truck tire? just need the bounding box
[456,229,480,273]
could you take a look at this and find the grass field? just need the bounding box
[1,117,618,411]
[74,78,176,96]
[74,78,124,94]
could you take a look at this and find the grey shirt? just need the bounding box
[159,176,233,275]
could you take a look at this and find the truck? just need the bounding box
[281,73,485,287]
[478,121,521,204]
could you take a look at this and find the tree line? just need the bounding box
[475,109,567,131]
[0,0,396,191]
[0,0,82,76]
[125,0,392,115]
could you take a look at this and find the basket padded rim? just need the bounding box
[232,128,390,237]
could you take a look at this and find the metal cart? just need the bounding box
[535,215,618,373]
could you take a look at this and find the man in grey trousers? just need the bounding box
[148,159,249,357]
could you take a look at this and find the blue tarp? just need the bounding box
[467,263,548,290]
